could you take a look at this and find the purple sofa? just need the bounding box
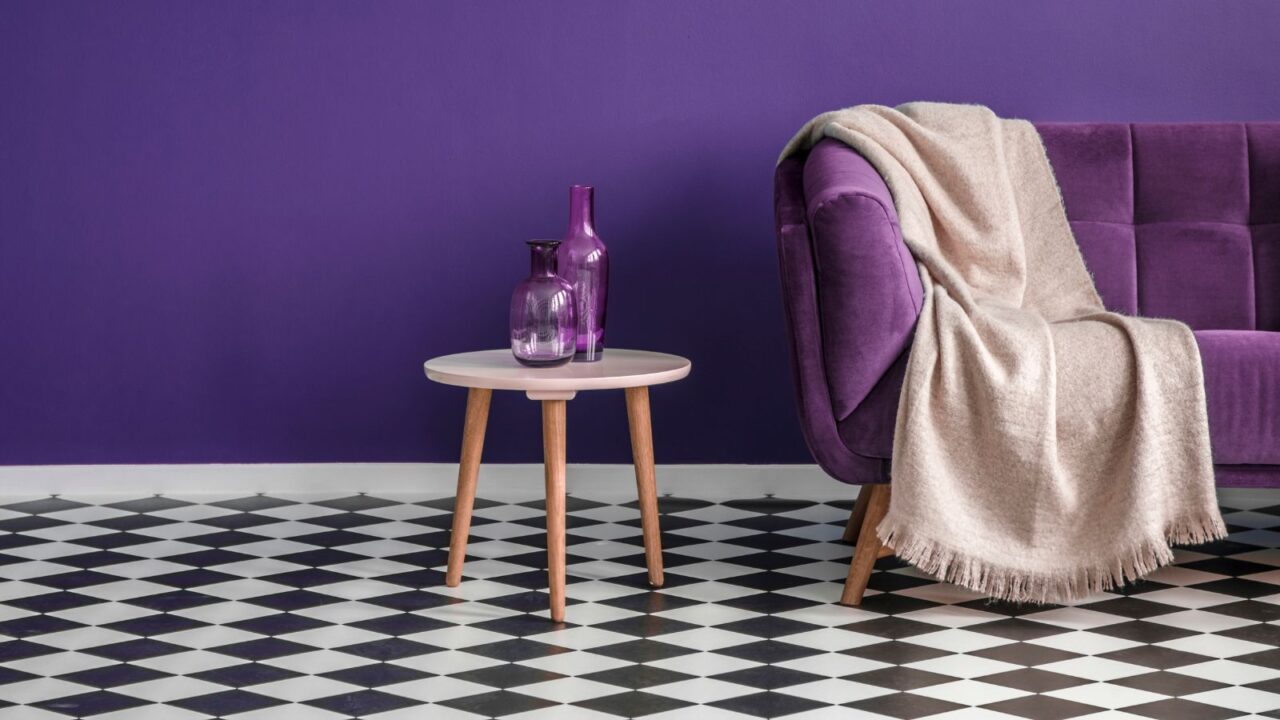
[778,122,1280,604]
[775,123,1280,494]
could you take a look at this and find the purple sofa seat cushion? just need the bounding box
[838,330,1280,465]
[1199,330,1280,465]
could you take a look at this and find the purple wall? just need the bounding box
[4,1,1280,465]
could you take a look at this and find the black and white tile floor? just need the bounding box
[1,487,1280,719]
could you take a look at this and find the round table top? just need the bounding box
[424,349,691,392]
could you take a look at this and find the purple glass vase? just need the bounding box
[558,185,609,362]
[510,240,576,367]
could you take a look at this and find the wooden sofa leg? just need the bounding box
[842,485,873,543]
[841,484,891,606]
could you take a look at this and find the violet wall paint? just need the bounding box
[3,1,1280,465]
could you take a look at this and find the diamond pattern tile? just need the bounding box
[0,488,1275,717]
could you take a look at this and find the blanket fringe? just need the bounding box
[878,512,1227,605]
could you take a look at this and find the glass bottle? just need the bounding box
[510,240,576,367]
[558,185,608,362]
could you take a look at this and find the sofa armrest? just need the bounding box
[775,154,894,485]
[803,140,923,424]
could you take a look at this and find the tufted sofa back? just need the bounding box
[1039,123,1280,331]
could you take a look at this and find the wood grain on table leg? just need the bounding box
[841,483,891,606]
[446,388,491,588]
[542,399,568,623]
[625,386,665,588]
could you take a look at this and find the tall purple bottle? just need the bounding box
[558,185,608,362]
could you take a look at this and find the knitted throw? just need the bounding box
[782,103,1225,603]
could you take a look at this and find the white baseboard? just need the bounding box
[1,464,1271,507]
[0,463,851,501]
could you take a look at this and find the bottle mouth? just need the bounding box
[526,239,562,248]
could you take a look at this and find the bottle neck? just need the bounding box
[568,185,595,236]
[530,244,558,277]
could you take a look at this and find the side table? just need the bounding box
[424,349,692,622]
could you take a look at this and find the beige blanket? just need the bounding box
[782,103,1224,603]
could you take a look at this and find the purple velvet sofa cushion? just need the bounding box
[1038,123,1280,331]
[1199,331,1280,465]
[839,330,1280,465]
[784,122,1280,483]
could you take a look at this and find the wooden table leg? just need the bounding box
[542,399,568,623]
[446,388,491,587]
[625,386,664,587]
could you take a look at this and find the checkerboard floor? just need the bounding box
[1,487,1280,719]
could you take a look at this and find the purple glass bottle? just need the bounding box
[558,185,608,362]
[510,240,576,367]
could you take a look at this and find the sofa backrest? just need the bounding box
[1039,123,1280,332]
